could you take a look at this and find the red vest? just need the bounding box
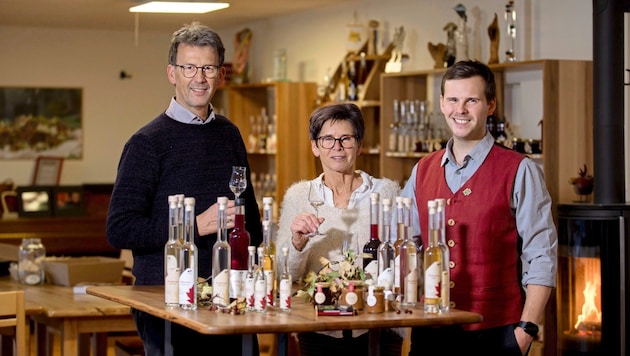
[415,144,524,330]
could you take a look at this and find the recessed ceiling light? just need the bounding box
[129,2,230,14]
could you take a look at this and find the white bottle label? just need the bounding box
[279,277,292,310]
[244,276,255,308]
[254,278,267,311]
[424,261,441,299]
[264,270,275,305]
[314,291,326,305]
[364,260,378,279]
[377,267,394,291]
[229,270,243,299]
[178,268,196,306]
[405,269,418,303]
[165,255,180,304]
[394,255,401,289]
[213,269,230,306]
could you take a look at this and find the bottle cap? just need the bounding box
[427,199,437,208]
[282,247,288,256]
[382,198,391,211]
[263,196,273,205]
[184,197,195,206]
[248,246,256,253]
[217,196,228,207]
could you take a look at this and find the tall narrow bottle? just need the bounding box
[362,192,380,280]
[176,194,185,243]
[254,246,267,312]
[244,245,257,311]
[261,220,275,307]
[424,200,443,313]
[399,197,417,306]
[377,198,395,291]
[436,198,450,312]
[261,196,277,297]
[212,197,231,306]
[165,195,181,307]
[179,197,197,310]
[393,196,405,294]
[229,198,250,301]
[278,247,292,312]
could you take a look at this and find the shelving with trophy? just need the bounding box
[212,82,318,207]
[317,23,408,178]
[379,59,593,205]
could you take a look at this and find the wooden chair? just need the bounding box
[0,290,27,356]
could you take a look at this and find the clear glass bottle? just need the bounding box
[229,198,250,301]
[377,198,395,291]
[435,198,450,313]
[362,192,380,280]
[261,196,277,297]
[178,197,197,310]
[254,246,267,312]
[278,246,292,312]
[399,197,417,307]
[505,0,517,62]
[393,196,405,294]
[261,220,275,307]
[244,245,256,311]
[164,195,181,307]
[424,200,443,313]
[18,238,45,285]
[212,197,231,307]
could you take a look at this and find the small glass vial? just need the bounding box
[18,238,46,285]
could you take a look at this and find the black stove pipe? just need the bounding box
[592,0,626,204]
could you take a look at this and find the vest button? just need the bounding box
[450,301,456,308]
[449,261,455,269]
[446,198,451,205]
[447,219,455,226]
[449,281,455,288]
[447,239,455,247]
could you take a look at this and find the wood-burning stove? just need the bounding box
[556,204,628,355]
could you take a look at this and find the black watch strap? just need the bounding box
[516,321,539,337]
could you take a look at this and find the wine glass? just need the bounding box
[306,182,325,237]
[229,166,247,200]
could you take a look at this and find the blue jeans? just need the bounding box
[132,308,258,356]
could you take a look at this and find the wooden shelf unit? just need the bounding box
[212,82,319,206]
[379,59,593,206]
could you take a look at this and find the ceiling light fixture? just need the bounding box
[129,1,230,14]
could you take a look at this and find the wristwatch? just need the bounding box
[516,321,539,337]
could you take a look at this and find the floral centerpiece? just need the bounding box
[296,249,368,304]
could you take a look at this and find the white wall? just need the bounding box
[0,0,593,186]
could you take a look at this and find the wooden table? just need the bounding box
[0,278,136,356]
[88,285,483,356]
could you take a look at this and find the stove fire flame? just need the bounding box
[573,272,601,335]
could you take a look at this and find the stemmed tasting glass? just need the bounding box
[306,182,325,237]
[229,166,247,200]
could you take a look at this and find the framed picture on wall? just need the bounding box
[16,186,54,218]
[52,185,85,217]
[32,156,64,185]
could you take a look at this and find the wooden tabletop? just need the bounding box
[0,277,130,317]
[88,285,482,335]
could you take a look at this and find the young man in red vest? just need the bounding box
[404,60,557,355]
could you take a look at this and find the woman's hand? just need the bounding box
[196,200,236,236]
[290,212,325,251]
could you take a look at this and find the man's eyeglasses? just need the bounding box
[316,135,357,149]
[173,64,221,79]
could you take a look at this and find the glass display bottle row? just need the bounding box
[388,99,449,154]
[247,107,277,153]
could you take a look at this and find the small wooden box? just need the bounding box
[45,257,124,286]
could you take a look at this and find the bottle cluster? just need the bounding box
[164,195,291,313]
[360,195,450,314]
[387,99,449,154]
[164,194,199,310]
[247,107,277,153]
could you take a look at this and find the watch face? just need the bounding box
[518,321,539,336]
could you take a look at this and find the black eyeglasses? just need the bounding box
[173,64,221,79]
[316,135,357,149]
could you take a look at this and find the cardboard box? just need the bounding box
[45,257,125,286]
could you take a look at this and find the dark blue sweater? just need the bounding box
[107,113,262,285]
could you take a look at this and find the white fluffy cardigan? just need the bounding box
[276,171,400,281]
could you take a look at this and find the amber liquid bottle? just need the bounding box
[424,200,443,313]
[393,196,405,293]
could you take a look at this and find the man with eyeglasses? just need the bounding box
[107,22,262,356]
